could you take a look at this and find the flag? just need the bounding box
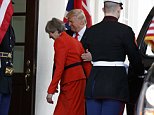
[63,0,92,28]
[144,17,154,51]
[0,0,14,44]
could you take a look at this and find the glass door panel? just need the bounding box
[13,0,26,12]
[12,16,25,42]
[13,46,24,73]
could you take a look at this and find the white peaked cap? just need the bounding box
[104,0,123,5]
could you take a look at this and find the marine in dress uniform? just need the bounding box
[84,0,144,115]
[0,25,15,115]
[45,18,92,115]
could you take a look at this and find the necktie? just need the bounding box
[74,32,79,40]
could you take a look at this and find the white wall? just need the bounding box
[35,0,66,115]
[128,0,154,37]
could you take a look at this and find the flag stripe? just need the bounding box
[0,0,10,26]
[144,17,154,51]
[82,2,89,12]
[149,23,154,27]
[74,0,82,8]
[146,34,154,39]
[0,0,2,6]
[146,29,154,34]
[0,0,13,43]
[82,0,91,14]
[82,7,92,27]
[147,27,154,30]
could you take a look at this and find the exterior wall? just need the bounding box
[128,0,154,36]
[35,0,66,115]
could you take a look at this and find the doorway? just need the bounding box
[9,0,39,115]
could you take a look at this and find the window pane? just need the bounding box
[13,0,26,12]
[13,46,24,73]
[12,16,26,43]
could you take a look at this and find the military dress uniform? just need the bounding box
[84,16,144,115]
[0,25,15,115]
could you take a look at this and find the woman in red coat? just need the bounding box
[45,18,91,115]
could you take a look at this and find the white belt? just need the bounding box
[92,61,125,66]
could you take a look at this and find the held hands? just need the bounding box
[46,94,54,104]
[81,49,92,61]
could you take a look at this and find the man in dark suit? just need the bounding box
[66,9,92,61]
[84,0,144,115]
[0,25,15,115]
[66,9,92,115]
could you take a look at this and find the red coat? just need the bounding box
[47,32,91,94]
[47,32,91,115]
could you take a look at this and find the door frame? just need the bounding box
[9,0,39,115]
[25,0,39,114]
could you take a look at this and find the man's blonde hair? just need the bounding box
[66,9,87,25]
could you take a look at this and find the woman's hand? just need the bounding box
[46,94,54,104]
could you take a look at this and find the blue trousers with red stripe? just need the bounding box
[86,98,125,115]
[0,93,11,115]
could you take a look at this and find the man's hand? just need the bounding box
[81,49,92,61]
[46,94,54,104]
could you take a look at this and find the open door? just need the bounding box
[126,7,154,115]
[137,7,154,69]
[136,7,154,115]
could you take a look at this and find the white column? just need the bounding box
[35,0,67,115]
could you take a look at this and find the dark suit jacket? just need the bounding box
[84,16,144,102]
[0,25,15,94]
[66,29,88,50]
